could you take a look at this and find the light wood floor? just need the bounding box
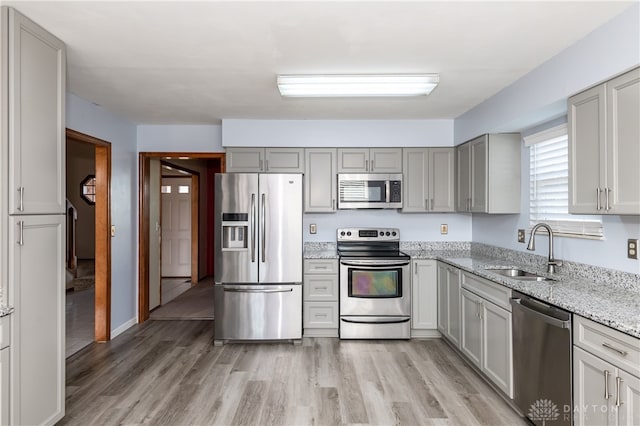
[60,320,527,426]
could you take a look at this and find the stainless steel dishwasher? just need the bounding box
[511,291,572,426]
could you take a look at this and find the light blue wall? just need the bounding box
[222,119,454,147]
[66,93,139,334]
[460,3,640,274]
[137,125,223,152]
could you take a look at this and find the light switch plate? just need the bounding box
[518,229,525,243]
[111,225,116,237]
[440,224,448,235]
[310,224,317,234]
[628,239,639,259]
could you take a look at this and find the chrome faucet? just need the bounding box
[527,223,562,274]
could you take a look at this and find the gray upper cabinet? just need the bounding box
[337,148,402,173]
[402,147,455,213]
[7,8,66,215]
[226,147,304,173]
[569,67,640,215]
[456,134,521,214]
[304,148,337,213]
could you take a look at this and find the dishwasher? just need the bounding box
[510,291,572,426]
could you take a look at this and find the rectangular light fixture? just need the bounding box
[277,74,439,97]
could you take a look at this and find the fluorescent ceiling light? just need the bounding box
[277,74,439,97]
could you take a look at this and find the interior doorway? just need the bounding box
[65,129,112,356]
[138,152,225,322]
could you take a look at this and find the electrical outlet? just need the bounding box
[628,239,639,259]
[309,224,317,234]
[440,224,448,235]
[518,229,525,243]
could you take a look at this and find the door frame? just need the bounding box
[66,128,112,342]
[138,152,225,322]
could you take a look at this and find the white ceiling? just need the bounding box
[5,1,635,125]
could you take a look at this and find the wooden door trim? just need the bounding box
[66,128,111,341]
[138,152,225,322]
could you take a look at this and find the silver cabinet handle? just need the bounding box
[265,159,269,171]
[251,194,256,262]
[365,159,369,171]
[615,376,623,407]
[18,187,24,212]
[605,187,611,211]
[371,160,374,171]
[596,188,602,210]
[17,221,24,245]
[430,198,434,211]
[315,286,328,290]
[332,199,336,210]
[604,370,611,399]
[261,193,266,263]
[425,199,429,210]
[602,342,628,356]
[259,159,263,171]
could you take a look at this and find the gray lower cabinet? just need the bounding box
[573,315,640,426]
[0,316,9,425]
[568,67,640,215]
[304,148,337,212]
[411,259,438,337]
[437,262,460,346]
[226,147,304,172]
[402,148,455,213]
[303,259,339,337]
[456,133,521,213]
[459,270,513,398]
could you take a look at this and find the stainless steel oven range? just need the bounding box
[337,227,411,339]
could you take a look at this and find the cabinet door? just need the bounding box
[225,148,264,172]
[617,368,640,426]
[574,346,614,426]
[304,148,337,212]
[606,67,640,215]
[568,85,606,214]
[482,301,513,398]
[470,136,487,213]
[446,267,461,347]
[429,148,455,212]
[9,215,65,426]
[456,143,471,211]
[370,148,402,173]
[0,348,9,426]
[411,260,437,330]
[8,9,66,215]
[437,263,449,335]
[460,288,482,368]
[402,148,428,212]
[265,148,304,173]
[337,148,369,173]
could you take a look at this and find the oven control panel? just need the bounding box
[337,227,399,241]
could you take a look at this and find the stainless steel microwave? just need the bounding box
[337,173,403,209]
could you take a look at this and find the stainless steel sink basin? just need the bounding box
[484,268,556,282]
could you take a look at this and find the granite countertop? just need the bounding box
[439,255,640,339]
[0,305,14,317]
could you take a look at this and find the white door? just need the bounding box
[460,288,482,368]
[411,260,437,330]
[482,301,513,398]
[161,178,191,277]
[9,215,65,426]
[617,368,640,426]
[148,159,161,309]
[573,346,614,426]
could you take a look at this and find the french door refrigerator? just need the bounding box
[214,173,302,343]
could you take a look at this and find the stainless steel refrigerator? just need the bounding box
[214,173,302,343]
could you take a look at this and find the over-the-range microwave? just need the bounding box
[337,173,403,209]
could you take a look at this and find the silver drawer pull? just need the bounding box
[602,342,628,356]
[315,286,327,290]
[315,314,328,318]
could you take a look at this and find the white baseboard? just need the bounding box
[111,317,137,339]
[410,329,442,338]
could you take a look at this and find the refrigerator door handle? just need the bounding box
[223,287,293,294]
[261,193,266,263]
[251,193,256,262]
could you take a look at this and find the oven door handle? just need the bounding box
[341,317,410,324]
[340,260,410,267]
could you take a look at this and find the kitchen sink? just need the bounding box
[484,268,556,282]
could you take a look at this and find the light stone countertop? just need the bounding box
[304,242,640,338]
[0,305,14,317]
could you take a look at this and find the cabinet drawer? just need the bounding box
[0,316,9,350]
[461,272,512,311]
[303,302,339,328]
[574,315,640,377]
[303,275,338,301]
[304,259,338,275]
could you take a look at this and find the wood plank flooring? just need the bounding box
[60,320,527,425]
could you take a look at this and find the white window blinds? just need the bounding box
[527,124,603,238]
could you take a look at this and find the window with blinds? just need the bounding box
[527,124,603,238]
